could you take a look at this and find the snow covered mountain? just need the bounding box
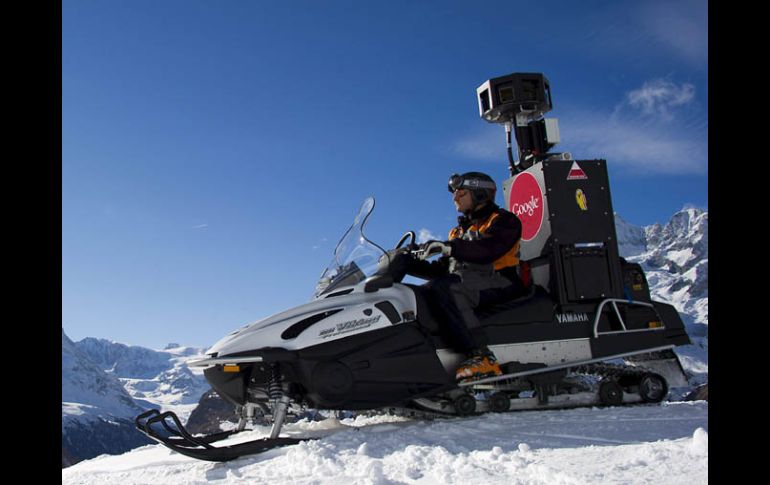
[616,207,707,322]
[75,337,178,378]
[75,338,210,421]
[614,207,708,385]
[62,329,147,421]
[61,329,152,467]
[62,332,210,468]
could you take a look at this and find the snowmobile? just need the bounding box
[135,72,692,462]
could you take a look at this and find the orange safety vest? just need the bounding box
[448,211,520,271]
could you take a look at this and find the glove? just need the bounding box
[420,240,452,260]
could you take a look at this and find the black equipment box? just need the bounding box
[502,159,624,306]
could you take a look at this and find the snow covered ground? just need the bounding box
[63,401,707,484]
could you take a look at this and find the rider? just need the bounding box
[395,171,523,382]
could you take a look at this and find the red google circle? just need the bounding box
[508,172,544,241]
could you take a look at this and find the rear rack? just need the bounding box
[592,298,664,338]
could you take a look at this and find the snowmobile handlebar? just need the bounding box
[391,230,433,260]
[390,232,446,261]
[394,231,416,249]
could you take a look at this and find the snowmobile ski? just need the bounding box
[134,409,307,462]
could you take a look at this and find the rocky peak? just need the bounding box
[644,207,708,269]
[76,337,174,378]
[61,329,144,422]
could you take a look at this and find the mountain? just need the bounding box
[61,329,152,468]
[62,329,145,424]
[614,207,708,386]
[616,207,707,319]
[62,331,210,468]
[75,338,210,419]
[75,337,176,378]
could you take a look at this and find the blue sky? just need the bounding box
[62,0,708,349]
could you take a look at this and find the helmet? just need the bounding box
[448,171,497,206]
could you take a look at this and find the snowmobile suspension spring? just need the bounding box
[268,364,283,401]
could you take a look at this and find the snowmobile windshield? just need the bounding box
[314,197,389,298]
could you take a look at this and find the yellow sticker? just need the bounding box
[576,189,588,211]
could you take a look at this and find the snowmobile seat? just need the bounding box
[407,283,554,335]
[475,284,554,326]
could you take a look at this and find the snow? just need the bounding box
[62,402,97,418]
[666,248,694,268]
[63,401,707,484]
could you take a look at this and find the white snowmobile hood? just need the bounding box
[200,282,417,362]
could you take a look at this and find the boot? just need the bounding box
[455,348,502,382]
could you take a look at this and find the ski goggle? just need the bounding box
[447,173,497,193]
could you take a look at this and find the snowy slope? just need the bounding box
[62,401,708,484]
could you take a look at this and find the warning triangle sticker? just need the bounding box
[567,161,588,180]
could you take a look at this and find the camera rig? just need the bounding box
[476,73,567,175]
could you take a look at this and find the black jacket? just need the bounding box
[407,203,522,281]
[448,203,522,266]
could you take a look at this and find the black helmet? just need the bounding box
[448,171,497,206]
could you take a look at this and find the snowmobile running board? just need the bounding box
[134,409,307,462]
[460,345,686,387]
